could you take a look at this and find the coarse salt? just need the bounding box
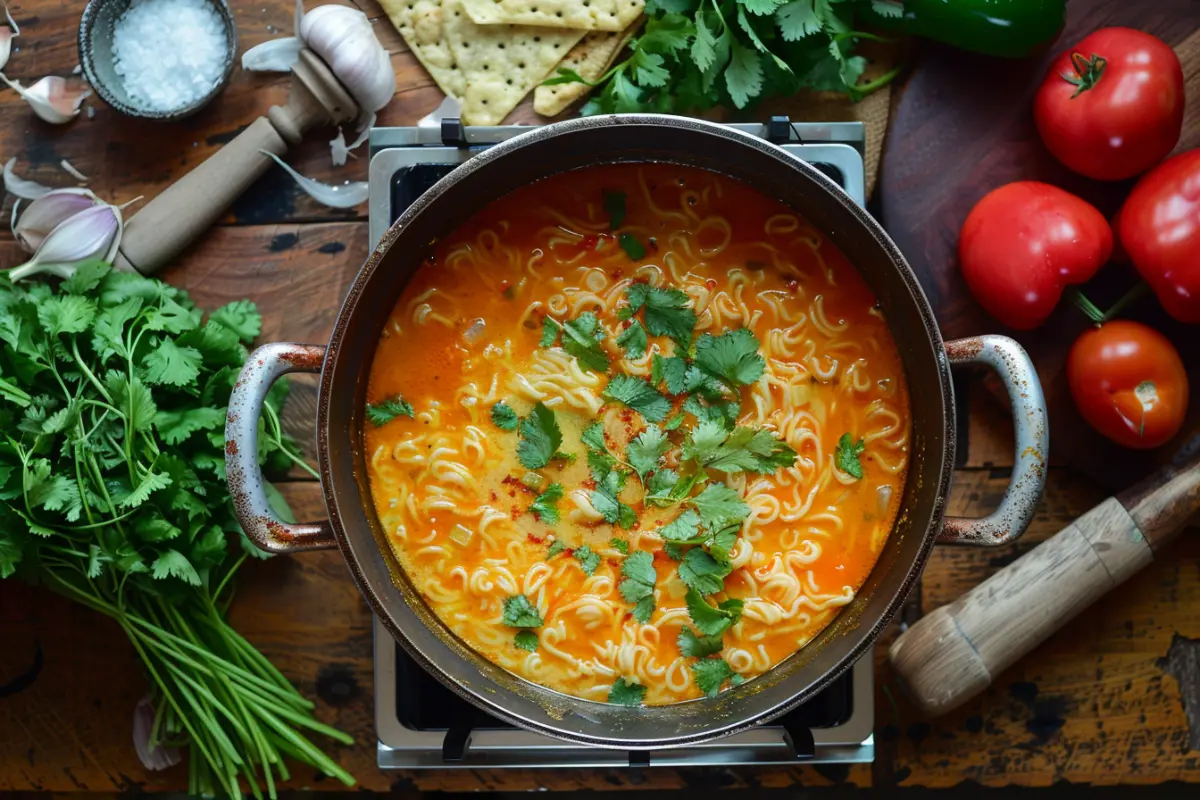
[112,0,228,112]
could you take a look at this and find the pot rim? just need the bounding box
[316,114,955,747]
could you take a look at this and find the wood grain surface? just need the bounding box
[879,0,1200,492]
[1,0,1199,792]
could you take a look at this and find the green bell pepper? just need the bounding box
[865,0,1067,58]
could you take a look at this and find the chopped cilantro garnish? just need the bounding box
[835,433,866,480]
[694,329,766,387]
[626,285,696,349]
[603,374,671,423]
[530,483,564,525]
[692,657,737,698]
[659,509,703,543]
[685,587,743,636]
[610,537,629,554]
[644,467,680,507]
[678,547,731,595]
[608,677,646,706]
[627,424,670,479]
[574,544,602,576]
[678,626,724,658]
[604,190,627,230]
[514,630,539,651]
[687,483,749,531]
[517,402,563,470]
[664,412,686,431]
[682,394,741,429]
[491,401,519,431]
[546,540,566,560]
[619,233,646,261]
[366,395,414,426]
[616,320,648,359]
[581,421,607,451]
[590,470,637,529]
[502,594,543,628]
[619,550,657,623]
[683,421,796,474]
[663,541,685,561]
[541,312,610,373]
[587,449,619,484]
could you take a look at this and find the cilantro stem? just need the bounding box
[71,340,114,403]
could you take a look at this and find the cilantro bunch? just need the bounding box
[561,0,901,115]
[0,264,352,797]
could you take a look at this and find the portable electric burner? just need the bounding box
[366,116,874,769]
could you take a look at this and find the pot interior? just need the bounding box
[319,116,954,747]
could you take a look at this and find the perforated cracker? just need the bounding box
[534,22,636,117]
[460,0,644,32]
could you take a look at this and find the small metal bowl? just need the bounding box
[79,0,238,121]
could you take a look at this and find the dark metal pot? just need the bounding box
[225,115,1048,749]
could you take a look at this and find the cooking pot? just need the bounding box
[225,114,1048,749]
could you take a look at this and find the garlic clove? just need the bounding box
[3,157,52,200]
[14,188,99,252]
[1,74,90,124]
[9,202,122,282]
[261,150,368,209]
[0,3,19,72]
[241,36,302,72]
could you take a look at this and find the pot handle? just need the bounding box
[939,336,1048,546]
[226,342,336,554]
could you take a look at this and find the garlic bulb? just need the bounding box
[0,2,20,72]
[9,202,123,282]
[14,188,100,252]
[299,4,395,116]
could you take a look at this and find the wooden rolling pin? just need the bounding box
[890,438,1200,716]
[113,49,357,276]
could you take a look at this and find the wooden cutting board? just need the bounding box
[879,0,1200,491]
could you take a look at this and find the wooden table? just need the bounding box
[1,0,1198,792]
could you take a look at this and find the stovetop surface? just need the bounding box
[366,118,875,769]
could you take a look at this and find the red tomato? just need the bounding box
[1119,149,1200,323]
[1067,320,1188,449]
[958,182,1113,330]
[1034,28,1184,181]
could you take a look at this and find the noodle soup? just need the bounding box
[364,164,910,706]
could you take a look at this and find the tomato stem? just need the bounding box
[1063,52,1107,98]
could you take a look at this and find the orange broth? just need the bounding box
[364,164,909,705]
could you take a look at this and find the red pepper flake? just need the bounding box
[511,506,522,520]
[527,532,545,544]
[501,475,537,496]
[705,278,717,290]
[610,268,624,281]
[582,478,597,490]
[489,491,498,502]
[787,279,800,294]
[578,234,600,251]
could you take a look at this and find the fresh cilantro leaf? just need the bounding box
[574,544,602,576]
[610,537,630,554]
[542,313,610,372]
[38,295,96,336]
[151,549,202,586]
[604,190,627,230]
[659,509,703,543]
[530,483,564,525]
[627,424,670,479]
[725,39,764,108]
[678,547,731,595]
[502,595,543,628]
[678,626,724,658]
[776,0,822,39]
[737,5,792,72]
[692,657,737,697]
[685,587,743,635]
[626,285,696,349]
[208,299,262,343]
[694,328,765,387]
[688,483,750,530]
[870,0,903,18]
[644,467,680,506]
[622,549,657,587]
[60,260,111,295]
[616,320,648,359]
[540,315,559,347]
[608,677,647,706]
[518,402,563,470]
[581,421,607,451]
[665,412,686,431]
[647,0,697,11]
[632,596,656,623]
[691,11,720,73]
[683,422,797,473]
[588,449,619,484]
[142,338,203,387]
[590,470,637,529]
[743,0,784,13]
[835,433,866,479]
[683,394,741,429]
[664,541,685,561]
[514,630,539,651]
[620,551,658,622]
[603,374,671,423]
[543,67,594,86]
[619,233,647,261]
[367,395,415,426]
[547,540,566,559]
[154,407,225,445]
[491,401,519,430]
[122,469,172,509]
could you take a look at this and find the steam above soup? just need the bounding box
[364,164,910,706]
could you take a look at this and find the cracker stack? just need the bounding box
[380,0,644,124]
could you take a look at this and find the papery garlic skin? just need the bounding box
[0,2,20,72]
[9,202,122,282]
[0,74,90,124]
[14,188,99,252]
